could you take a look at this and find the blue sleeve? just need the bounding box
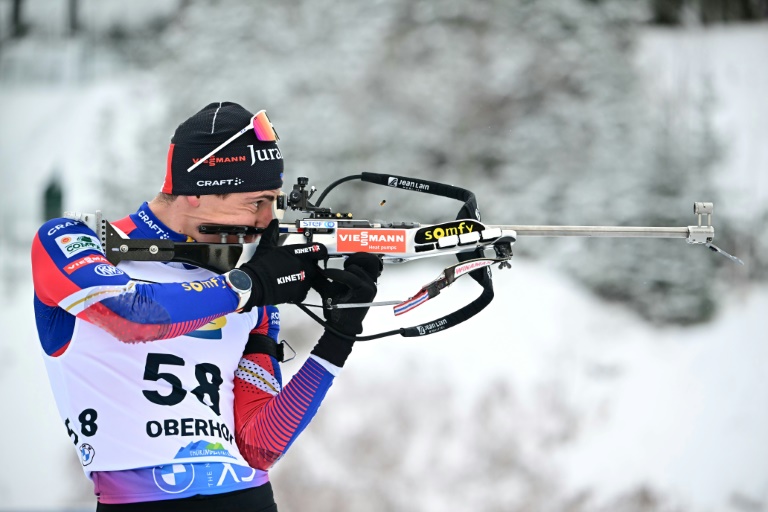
[32,218,240,344]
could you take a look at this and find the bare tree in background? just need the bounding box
[10,0,27,38]
[68,0,80,36]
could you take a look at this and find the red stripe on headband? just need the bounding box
[161,143,175,194]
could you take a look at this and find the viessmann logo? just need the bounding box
[64,254,109,274]
[336,229,407,253]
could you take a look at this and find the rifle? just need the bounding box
[66,172,742,340]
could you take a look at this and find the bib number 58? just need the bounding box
[142,353,223,415]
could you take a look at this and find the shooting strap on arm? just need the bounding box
[244,333,286,362]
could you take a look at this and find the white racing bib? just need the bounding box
[43,261,257,476]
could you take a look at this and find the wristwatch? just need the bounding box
[224,269,252,311]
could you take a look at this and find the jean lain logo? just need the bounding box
[388,177,399,187]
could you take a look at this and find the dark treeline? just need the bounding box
[650,0,768,24]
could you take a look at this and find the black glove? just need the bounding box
[310,253,382,367]
[238,219,327,310]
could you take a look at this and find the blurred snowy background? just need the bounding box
[0,0,766,510]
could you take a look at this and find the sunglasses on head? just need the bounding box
[187,109,279,173]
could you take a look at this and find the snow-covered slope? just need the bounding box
[0,19,766,512]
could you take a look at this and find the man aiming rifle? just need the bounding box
[31,102,379,511]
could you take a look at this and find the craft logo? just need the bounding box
[137,209,169,239]
[153,464,195,494]
[293,245,321,254]
[79,443,95,466]
[277,271,305,285]
[47,220,81,236]
[64,254,109,274]
[415,221,484,244]
[197,178,245,187]
[186,317,227,340]
[94,264,125,277]
[388,177,430,192]
[337,229,407,253]
[56,234,101,258]
[454,260,493,278]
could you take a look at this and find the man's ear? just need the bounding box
[185,195,201,208]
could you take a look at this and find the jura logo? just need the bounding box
[277,271,305,285]
[247,145,283,165]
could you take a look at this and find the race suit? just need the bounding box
[31,203,337,504]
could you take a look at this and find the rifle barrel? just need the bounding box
[493,225,691,239]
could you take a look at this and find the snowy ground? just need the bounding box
[0,22,766,512]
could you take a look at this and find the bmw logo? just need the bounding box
[153,464,195,494]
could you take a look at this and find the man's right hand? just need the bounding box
[310,253,382,367]
[238,219,327,310]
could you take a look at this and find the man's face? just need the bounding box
[192,189,280,243]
